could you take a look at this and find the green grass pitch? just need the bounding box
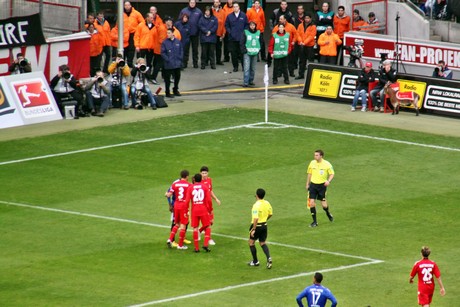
[0,108,459,306]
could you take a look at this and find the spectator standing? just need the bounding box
[179,0,203,69]
[370,59,397,112]
[269,1,295,31]
[108,54,130,109]
[295,14,316,80]
[50,64,85,118]
[134,13,158,81]
[84,69,110,117]
[110,24,129,57]
[268,23,293,84]
[317,25,341,65]
[316,2,334,37]
[273,15,298,77]
[351,62,375,112]
[212,0,227,65]
[292,5,305,72]
[222,0,235,62]
[86,23,104,76]
[161,28,184,98]
[296,272,338,307]
[247,188,273,269]
[130,58,158,110]
[199,6,218,69]
[149,6,164,28]
[305,149,334,227]
[333,5,350,65]
[241,21,261,87]
[410,246,446,307]
[225,2,248,72]
[432,60,453,79]
[246,0,266,61]
[367,12,380,33]
[352,9,368,31]
[94,12,112,74]
[151,20,167,85]
[175,13,191,68]
[9,53,31,75]
[123,1,144,68]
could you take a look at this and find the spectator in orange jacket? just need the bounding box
[272,15,297,77]
[86,22,104,76]
[333,5,350,66]
[149,6,164,28]
[366,12,380,33]
[94,12,112,74]
[123,1,144,68]
[212,0,226,65]
[296,14,316,79]
[110,24,129,54]
[317,25,342,65]
[352,9,368,31]
[246,0,266,61]
[135,13,158,81]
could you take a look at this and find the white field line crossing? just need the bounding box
[1,199,383,306]
[1,121,459,167]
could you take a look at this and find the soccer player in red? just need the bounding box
[186,173,212,252]
[199,166,221,245]
[410,246,446,306]
[165,170,191,250]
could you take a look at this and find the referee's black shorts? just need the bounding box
[249,223,268,242]
[309,182,327,201]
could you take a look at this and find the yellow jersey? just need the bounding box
[251,199,273,223]
[307,159,334,184]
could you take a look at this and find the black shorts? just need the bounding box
[309,183,327,201]
[249,224,268,242]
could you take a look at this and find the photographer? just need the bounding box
[50,64,85,118]
[351,62,375,112]
[432,60,453,79]
[84,70,110,117]
[108,54,130,109]
[130,58,157,110]
[9,53,31,75]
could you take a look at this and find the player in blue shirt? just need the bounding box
[296,272,337,307]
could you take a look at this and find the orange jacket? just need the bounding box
[88,30,104,56]
[212,7,227,37]
[296,23,316,47]
[246,7,266,33]
[333,15,350,39]
[317,32,342,56]
[153,14,163,28]
[272,22,297,44]
[110,25,129,48]
[134,22,158,50]
[352,18,368,31]
[108,61,130,76]
[123,7,144,34]
[222,4,234,17]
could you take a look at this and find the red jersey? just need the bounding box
[168,179,191,210]
[186,182,211,215]
[410,258,441,293]
[202,177,214,210]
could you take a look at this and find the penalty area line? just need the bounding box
[128,260,383,307]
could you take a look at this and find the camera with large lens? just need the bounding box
[139,64,147,73]
[63,71,71,80]
[117,60,125,67]
[19,59,27,67]
[97,77,104,83]
[112,75,120,87]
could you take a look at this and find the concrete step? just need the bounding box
[430,34,443,41]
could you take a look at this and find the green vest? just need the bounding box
[273,32,290,59]
[244,29,261,56]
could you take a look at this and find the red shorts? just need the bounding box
[173,207,189,225]
[191,209,210,228]
[418,289,434,306]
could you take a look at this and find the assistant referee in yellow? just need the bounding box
[306,149,335,227]
[248,188,273,269]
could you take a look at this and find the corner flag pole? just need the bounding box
[264,64,269,123]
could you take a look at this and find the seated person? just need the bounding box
[351,62,375,112]
[108,54,130,110]
[432,60,453,79]
[130,58,157,110]
[370,60,396,112]
[9,53,32,75]
[50,64,86,118]
[84,70,110,117]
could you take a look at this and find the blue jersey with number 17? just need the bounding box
[296,284,337,307]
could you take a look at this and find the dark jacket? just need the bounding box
[356,68,375,91]
[161,37,184,70]
[175,17,191,47]
[377,67,397,86]
[199,14,218,43]
[179,6,202,36]
[225,11,248,42]
[270,8,294,29]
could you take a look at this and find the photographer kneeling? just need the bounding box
[50,65,86,118]
[432,60,453,80]
[130,58,157,110]
[84,70,110,117]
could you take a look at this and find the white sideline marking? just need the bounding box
[1,121,458,167]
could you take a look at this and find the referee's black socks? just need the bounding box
[310,207,317,223]
[323,207,332,218]
[261,244,270,259]
[250,245,258,262]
